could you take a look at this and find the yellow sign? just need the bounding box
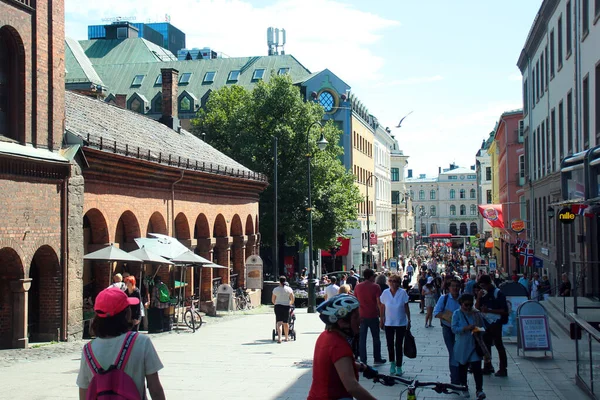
[510,219,525,233]
[558,208,576,224]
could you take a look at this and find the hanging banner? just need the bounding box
[478,205,505,228]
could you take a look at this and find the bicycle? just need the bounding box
[235,287,252,310]
[369,371,468,400]
[183,296,203,332]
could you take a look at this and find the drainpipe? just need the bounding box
[171,171,185,236]
[61,167,70,342]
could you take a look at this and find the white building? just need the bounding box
[373,123,395,264]
[390,138,414,256]
[407,165,480,238]
[475,136,494,235]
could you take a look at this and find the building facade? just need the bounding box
[475,134,495,237]
[373,123,394,263]
[390,140,414,256]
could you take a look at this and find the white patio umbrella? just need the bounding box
[128,246,174,291]
[135,234,189,259]
[84,244,143,285]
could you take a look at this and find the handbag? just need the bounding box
[403,327,417,359]
[461,311,490,360]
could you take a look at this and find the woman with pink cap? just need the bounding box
[76,287,166,399]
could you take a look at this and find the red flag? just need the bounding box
[478,205,505,228]
[519,248,534,267]
[571,204,588,215]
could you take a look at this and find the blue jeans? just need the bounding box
[359,317,383,363]
[442,324,460,384]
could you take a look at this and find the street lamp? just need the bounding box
[306,121,328,313]
[365,173,377,269]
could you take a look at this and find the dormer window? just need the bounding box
[180,97,191,112]
[252,68,265,80]
[203,71,216,83]
[131,74,144,87]
[154,75,162,86]
[179,72,192,84]
[178,91,198,113]
[227,70,240,82]
[278,67,290,75]
[151,92,162,113]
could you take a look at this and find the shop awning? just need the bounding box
[321,237,350,257]
[429,233,452,239]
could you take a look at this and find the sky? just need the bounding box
[65,0,543,177]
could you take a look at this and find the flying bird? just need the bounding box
[396,111,414,128]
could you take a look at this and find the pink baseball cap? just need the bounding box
[95,287,139,318]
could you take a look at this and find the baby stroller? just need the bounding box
[272,306,296,341]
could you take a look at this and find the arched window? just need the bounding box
[460,189,466,199]
[460,205,466,215]
[470,204,477,215]
[459,223,468,235]
[430,190,436,200]
[430,206,436,216]
[449,205,456,215]
[419,190,425,200]
[470,222,478,236]
[410,190,414,200]
[0,27,24,143]
[418,205,425,215]
[179,96,191,112]
[470,189,476,199]
[430,223,437,234]
[421,223,426,236]
[449,223,457,235]
[450,189,456,199]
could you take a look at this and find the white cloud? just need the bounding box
[65,0,399,83]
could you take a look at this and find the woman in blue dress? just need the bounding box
[452,294,486,400]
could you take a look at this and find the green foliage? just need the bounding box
[192,75,361,249]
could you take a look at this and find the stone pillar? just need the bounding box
[196,238,214,301]
[245,234,256,263]
[10,279,31,349]
[215,237,231,284]
[232,236,247,288]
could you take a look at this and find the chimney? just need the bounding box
[407,169,413,179]
[159,68,180,130]
[471,165,476,170]
[114,94,127,109]
[438,167,441,174]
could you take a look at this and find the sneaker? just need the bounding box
[395,366,404,376]
[476,390,486,399]
[389,362,396,375]
[494,369,507,377]
[373,358,387,365]
[420,310,425,314]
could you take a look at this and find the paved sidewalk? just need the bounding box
[0,302,588,399]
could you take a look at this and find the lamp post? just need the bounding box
[306,121,328,313]
[366,173,376,269]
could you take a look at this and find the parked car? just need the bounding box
[407,284,420,302]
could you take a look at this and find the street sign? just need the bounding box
[489,258,497,271]
[533,256,544,269]
[369,232,377,245]
[389,258,398,271]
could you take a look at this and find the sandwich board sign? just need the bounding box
[245,255,263,290]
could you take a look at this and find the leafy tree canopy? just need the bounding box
[192,75,361,249]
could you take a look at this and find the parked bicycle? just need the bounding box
[183,296,203,332]
[370,371,468,400]
[235,287,253,310]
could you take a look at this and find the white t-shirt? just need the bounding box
[77,332,163,398]
[325,284,340,299]
[272,285,293,305]
[531,279,540,298]
[380,288,409,327]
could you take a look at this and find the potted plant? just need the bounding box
[294,289,308,308]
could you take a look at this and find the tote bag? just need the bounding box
[403,328,417,359]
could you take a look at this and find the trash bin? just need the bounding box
[262,281,279,305]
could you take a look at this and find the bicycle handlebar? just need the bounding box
[369,372,467,395]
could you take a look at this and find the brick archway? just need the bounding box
[83,209,110,302]
[0,247,24,349]
[245,215,254,235]
[28,245,62,343]
[230,215,244,288]
[115,211,140,251]
[84,208,109,247]
[147,212,168,236]
[174,213,191,241]
[194,213,212,299]
[0,25,26,144]
[213,214,230,283]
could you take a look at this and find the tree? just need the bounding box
[192,75,361,249]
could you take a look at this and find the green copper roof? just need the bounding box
[65,37,105,87]
[78,38,177,65]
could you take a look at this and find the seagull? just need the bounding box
[396,111,414,128]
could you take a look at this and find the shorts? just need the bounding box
[425,297,436,308]
[274,304,291,323]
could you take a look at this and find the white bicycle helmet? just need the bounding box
[317,294,360,324]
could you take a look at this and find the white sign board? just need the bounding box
[519,315,551,351]
[245,255,263,290]
[489,258,497,271]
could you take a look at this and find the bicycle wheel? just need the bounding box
[184,309,196,331]
[192,310,203,330]
[238,297,247,310]
[244,296,252,309]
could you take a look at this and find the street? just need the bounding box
[0,302,586,400]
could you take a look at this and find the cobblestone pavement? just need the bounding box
[0,302,588,399]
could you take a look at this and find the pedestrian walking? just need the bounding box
[148,276,170,334]
[346,269,359,290]
[539,275,551,300]
[354,269,386,365]
[124,276,142,332]
[559,273,572,297]
[77,287,166,400]
[476,274,509,377]
[464,274,477,295]
[379,274,410,376]
[518,272,530,293]
[433,278,461,384]
[109,273,126,291]
[422,277,436,328]
[271,276,294,343]
[375,273,389,293]
[406,263,414,280]
[324,276,340,300]
[530,272,540,301]
[451,294,487,400]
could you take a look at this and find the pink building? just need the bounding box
[495,110,525,273]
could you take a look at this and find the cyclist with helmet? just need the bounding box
[308,294,377,400]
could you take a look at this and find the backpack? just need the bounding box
[84,331,141,400]
[157,283,170,303]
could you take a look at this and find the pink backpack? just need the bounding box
[84,331,141,400]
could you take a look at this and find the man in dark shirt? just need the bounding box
[476,274,509,377]
[418,271,428,314]
[559,273,572,296]
[346,270,359,290]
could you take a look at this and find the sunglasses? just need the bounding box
[462,303,473,307]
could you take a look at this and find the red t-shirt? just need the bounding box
[307,330,358,400]
[354,280,381,318]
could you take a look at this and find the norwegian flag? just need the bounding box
[516,239,528,254]
[571,204,588,215]
[519,248,534,267]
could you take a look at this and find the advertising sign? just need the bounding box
[502,296,529,337]
[245,255,264,290]
[557,207,576,224]
[369,232,378,245]
[519,316,551,351]
[510,219,525,233]
[489,258,497,271]
[389,258,398,271]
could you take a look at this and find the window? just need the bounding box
[179,72,192,84]
[392,191,400,205]
[559,101,564,160]
[319,91,335,112]
[430,206,436,216]
[540,54,544,94]
[541,120,546,175]
[129,98,143,113]
[117,27,127,39]
[252,69,265,80]
[131,74,144,86]
[419,190,425,200]
[460,205,466,215]
[519,154,525,178]
[228,70,240,82]
[485,167,491,181]
[596,0,600,18]
[179,96,191,112]
[551,109,556,168]
[486,190,492,204]
[450,205,456,215]
[154,75,162,86]
[449,223,457,235]
[470,205,477,215]
[567,92,573,153]
[544,46,548,88]
[277,67,290,75]
[460,223,468,236]
[566,2,572,56]
[523,79,529,114]
[583,76,589,149]
[410,190,414,200]
[558,16,563,68]
[467,175,477,179]
[0,29,22,142]
[582,0,589,36]
[470,189,476,199]
[450,189,456,199]
[448,175,457,180]
[391,168,399,181]
[532,69,536,108]
[203,71,216,83]
[536,61,540,100]
[430,190,436,200]
[470,222,478,236]
[550,30,555,78]
[459,189,466,199]
[430,223,437,234]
